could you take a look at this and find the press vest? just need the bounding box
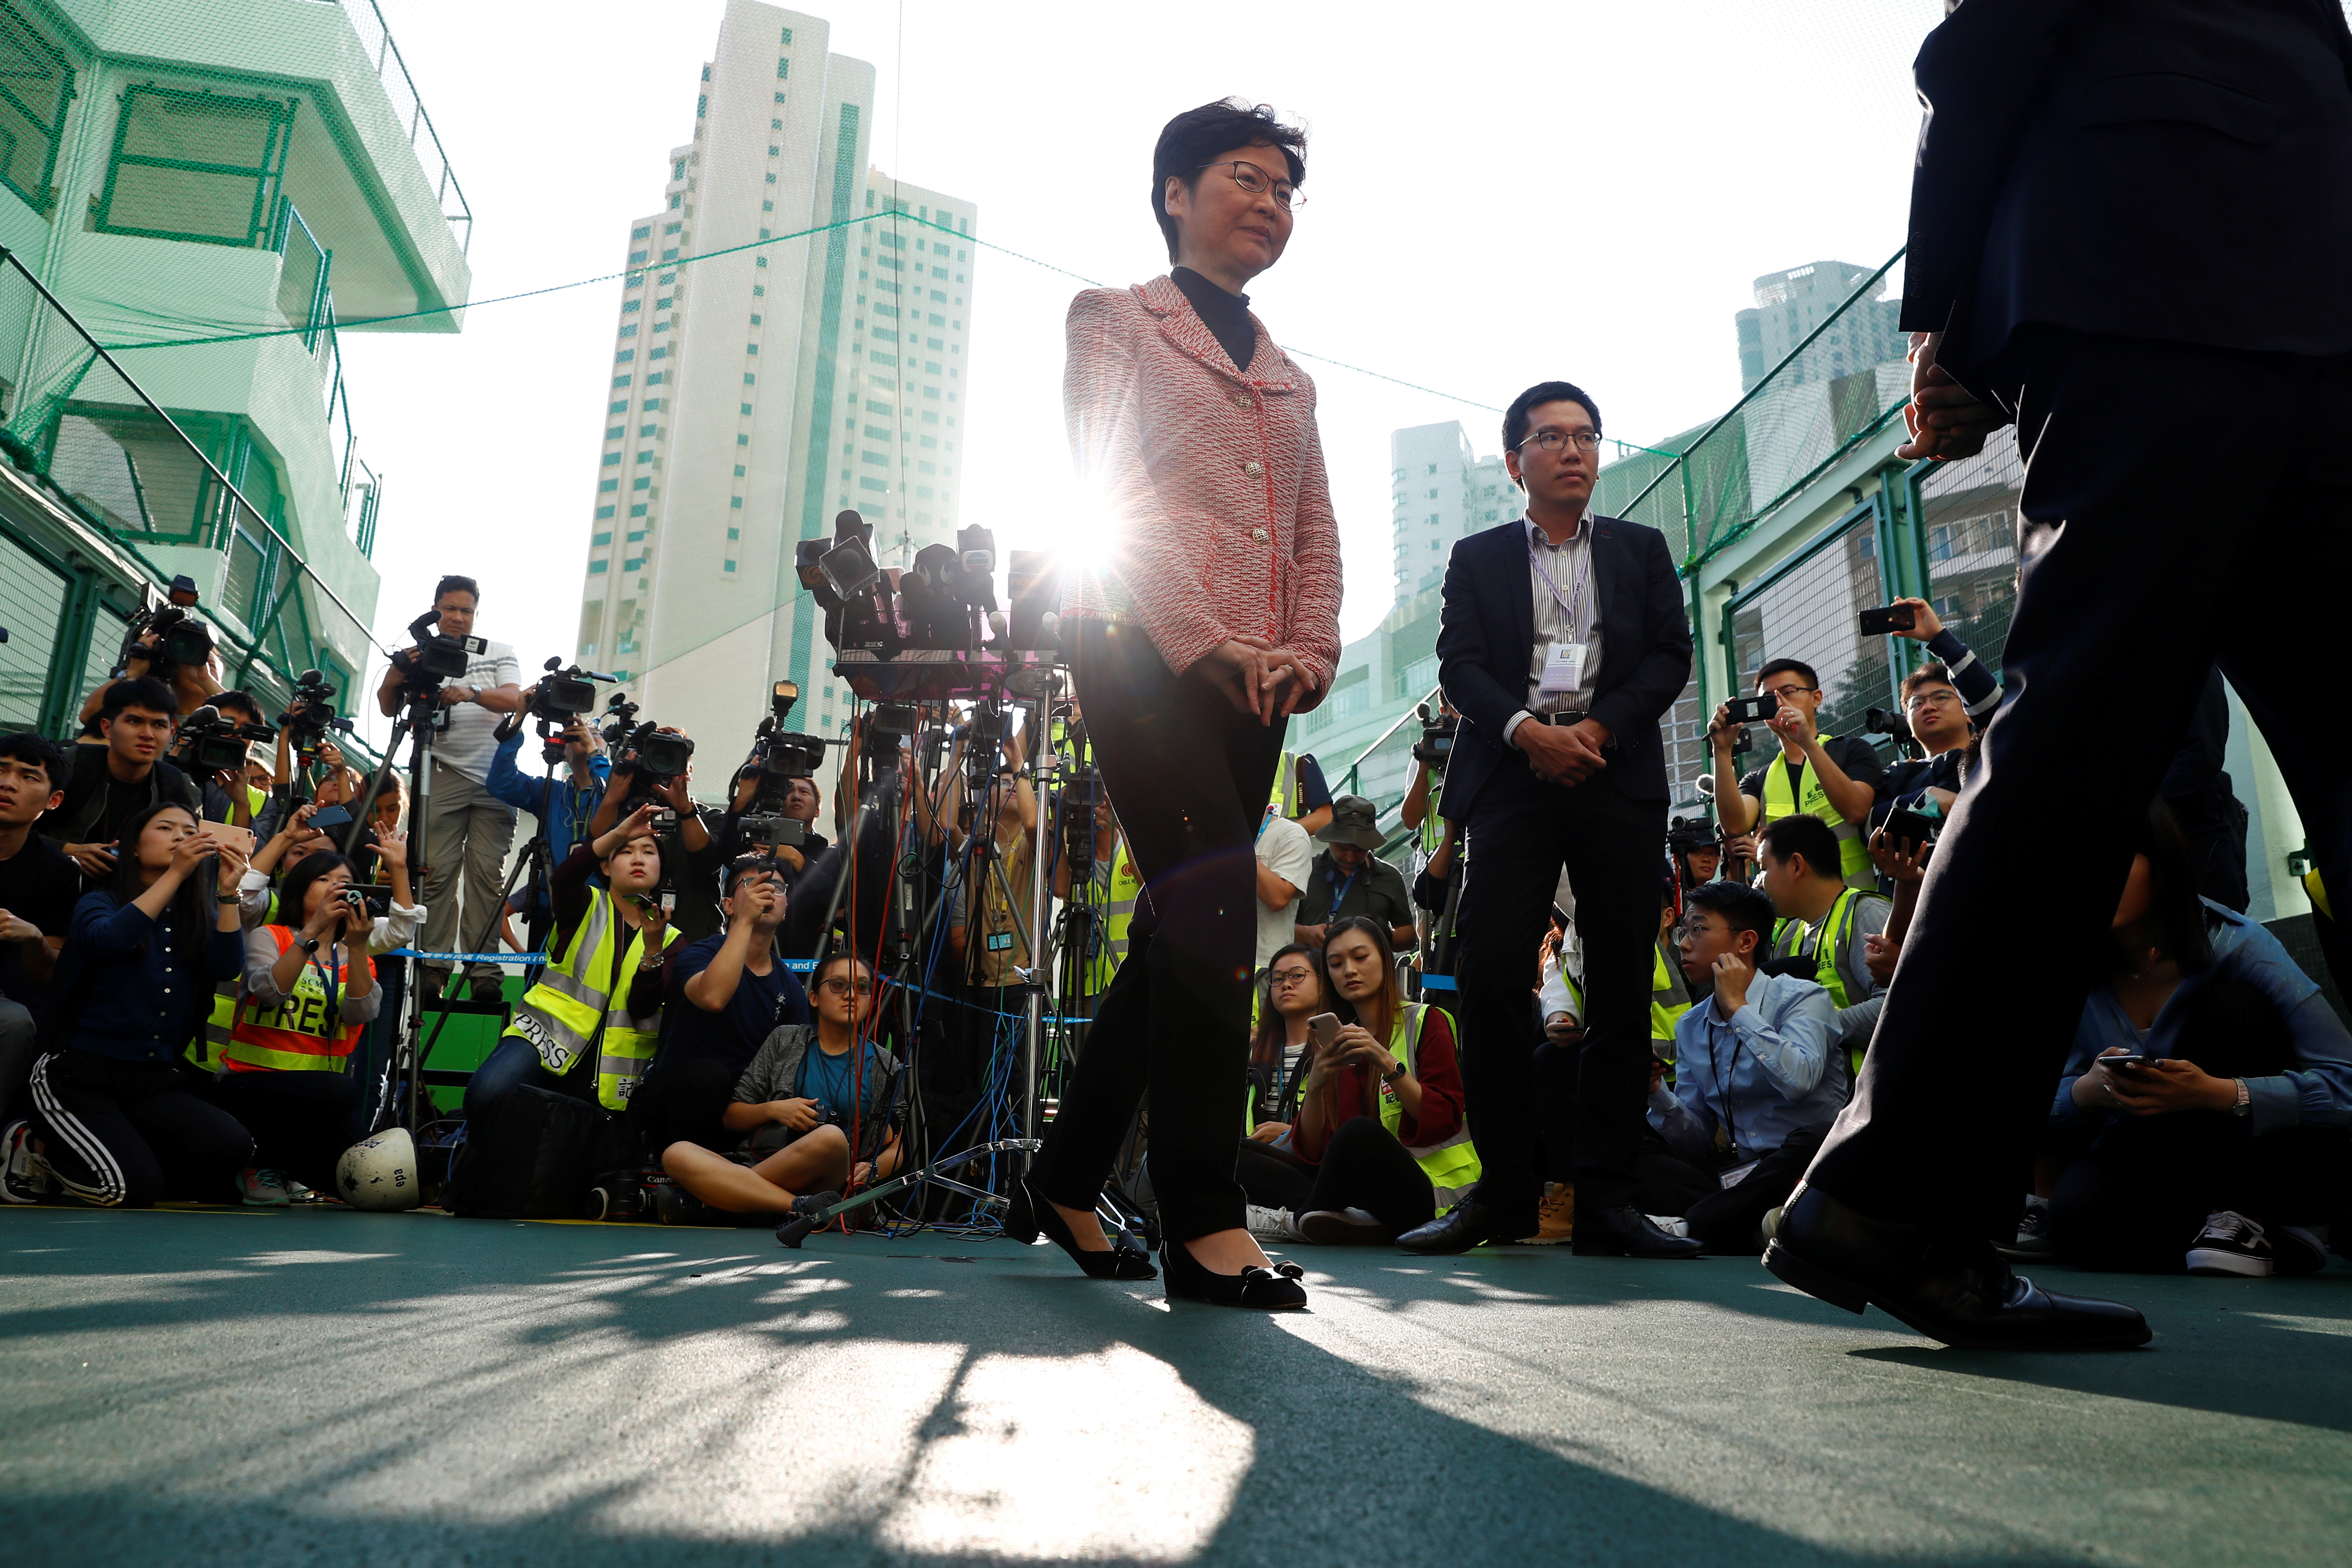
[502,888,675,1111]
[1758,744,1874,888]
[1769,885,1880,1078]
[223,926,371,1073]
[1087,849,1145,993]
[1651,939,1690,1047]
[1374,1002,1484,1208]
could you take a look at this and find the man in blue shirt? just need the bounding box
[486,714,609,952]
[1644,880,1844,1254]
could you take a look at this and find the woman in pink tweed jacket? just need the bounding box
[1010,101,1340,1311]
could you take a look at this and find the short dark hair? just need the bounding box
[211,689,263,723]
[1503,380,1604,455]
[1755,658,1819,692]
[723,855,782,900]
[432,575,480,606]
[277,851,355,932]
[815,949,871,989]
[1684,879,1776,944]
[1760,813,1844,881]
[1151,99,1306,263]
[102,676,178,724]
[0,731,69,789]
[1900,661,1956,701]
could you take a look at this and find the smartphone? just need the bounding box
[198,821,255,857]
[1725,692,1779,725]
[307,805,353,833]
[2104,1053,2153,1075]
[1881,808,1941,848]
[1857,604,1917,636]
[1308,1012,1341,1051]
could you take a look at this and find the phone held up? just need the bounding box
[1724,692,1779,726]
[1857,603,1917,637]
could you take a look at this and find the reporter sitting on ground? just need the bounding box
[1641,880,1844,1253]
[1243,916,1476,1245]
[1757,813,1890,1079]
[2043,802,2352,1277]
[1709,659,1884,890]
[46,677,201,889]
[208,851,381,1205]
[633,856,811,1156]
[661,951,903,1219]
[1243,942,1331,1146]
[12,803,250,1208]
[462,803,675,1122]
[0,733,78,1141]
[1293,796,1416,953]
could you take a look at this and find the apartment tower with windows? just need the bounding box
[573,0,979,760]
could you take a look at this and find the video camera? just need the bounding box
[528,657,609,723]
[1058,764,1107,867]
[1412,701,1456,771]
[178,702,277,776]
[277,668,353,758]
[1863,704,1915,752]
[122,575,214,680]
[898,525,1001,651]
[1666,814,1721,855]
[395,607,487,690]
[600,691,695,782]
[739,682,828,853]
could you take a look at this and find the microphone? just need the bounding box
[988,610,1009,643]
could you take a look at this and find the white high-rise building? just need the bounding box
[1733,259,1905,392]
[1389,421,1517,603]
[573,0,979,768]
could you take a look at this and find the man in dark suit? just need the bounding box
[1398,380,1702,1258]
[1768,0,2352,1348]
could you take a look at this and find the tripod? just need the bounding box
[344,676,445,1131]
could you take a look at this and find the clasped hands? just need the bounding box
[1517,716,1611,787]
[1200,636,1320,724]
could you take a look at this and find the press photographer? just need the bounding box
[78,575,225,723]
[46,677,201,888]
[1709,658,1883,890]
[375,576,521,1002]
[487,663,614,949]
[1862,597,1999,822]
[1293,796,1415,954]
[727,680,831,887]
[583,697,719,941]
[173,692,276,832]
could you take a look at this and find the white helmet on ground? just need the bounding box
[335,1127,421,1212]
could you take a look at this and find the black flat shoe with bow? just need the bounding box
[1161,1231,1308,1310]
[1006,1177,1158,1280]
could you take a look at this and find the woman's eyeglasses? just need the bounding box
[1194,160,1303,210]
[818,978,873,998]
[1269,968,1315,989]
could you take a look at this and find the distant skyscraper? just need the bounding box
[1390,421,1517,603]
[1734,260,1905,391]
[573,0,980,764]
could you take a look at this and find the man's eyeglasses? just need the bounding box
[1516,429,1603,454]
[1195,159,1303,210]
[818,977,873,997]
[1904,690,1960,710]
[1269,968,1315,989]
[1759,683,1816,701]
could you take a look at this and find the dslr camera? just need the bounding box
[1411,701,1456,771]
[394,607,487,689]
[1863,705,1914,746]
[177,703,276,776]
[121,575,214,680]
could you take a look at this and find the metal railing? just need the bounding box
[334,0,472,253]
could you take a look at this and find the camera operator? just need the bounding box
[714,764,829,893]
[1670,818,1723,891]
[1643,880,1844,1253]
[0,734,76,1148]
[633,857,812,1157]
[175,689,275,833]
[78,578,226,724]
[488,712,609,949]
[1293,796,1415,953]
[584,723,721,941]
[1710,658,1883,890]
[377,576,521,1003]
[45,677,201,891]
[1869,598,2000,822]
[1757,814,1891,1080]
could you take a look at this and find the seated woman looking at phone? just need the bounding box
[1251,916,1479,1245]
[463,803,674,1121]
[207,850,381,1204]
[2045,802,2352,1277]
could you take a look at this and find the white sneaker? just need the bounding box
[1297,1207,1386,1246]
[1245,1203,1295,1241]
[1,1120,53,1204]
[236,1167,292,1207]
[2187,1210,2274,1277]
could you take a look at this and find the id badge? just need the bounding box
[1540,641,1587,693]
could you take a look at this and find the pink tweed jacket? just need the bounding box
[1059,275,1343,702]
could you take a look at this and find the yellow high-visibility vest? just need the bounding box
[1374,1002,1483,1208]
[502,888,676,1111]
[1758,744,1874,888]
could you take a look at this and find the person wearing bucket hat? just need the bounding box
[1295,797,1415,955]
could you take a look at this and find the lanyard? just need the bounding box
[1527,527,1591,640]
[1327,864,1361,912]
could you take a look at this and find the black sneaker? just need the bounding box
[468,975,505,1005]
[789,1189,841,1218]
[2187,1210,2275,1277]
[2272,1225,2328,1277]
[1997,1197,2058,1262]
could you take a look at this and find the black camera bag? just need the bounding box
[444,1084,628,1219]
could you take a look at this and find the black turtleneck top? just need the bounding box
[1170,266,1259,374]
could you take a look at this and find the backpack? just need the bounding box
[442,1084,633,1219]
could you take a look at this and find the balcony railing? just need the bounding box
[332,0,472,253]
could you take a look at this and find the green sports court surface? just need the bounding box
[3,1204,2349,1566]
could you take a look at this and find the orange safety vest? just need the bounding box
[222,925,372,1074]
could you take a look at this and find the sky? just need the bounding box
[337,0,1945,753]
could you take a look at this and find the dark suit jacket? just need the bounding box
[1434,515,1692,817]
[1902,0,2352,381]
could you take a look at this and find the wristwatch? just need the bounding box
[297,934,322,956]
[1381,1060,1406,1085]
[2231,1078,2251,1117]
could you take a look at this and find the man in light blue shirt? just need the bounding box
[486,714,610,952]
[1644,880,1846,1253]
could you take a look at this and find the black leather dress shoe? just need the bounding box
[1572,1204,1705,1259]
[1763,1185,2151,1350]
[1395,1200,1526,1255]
